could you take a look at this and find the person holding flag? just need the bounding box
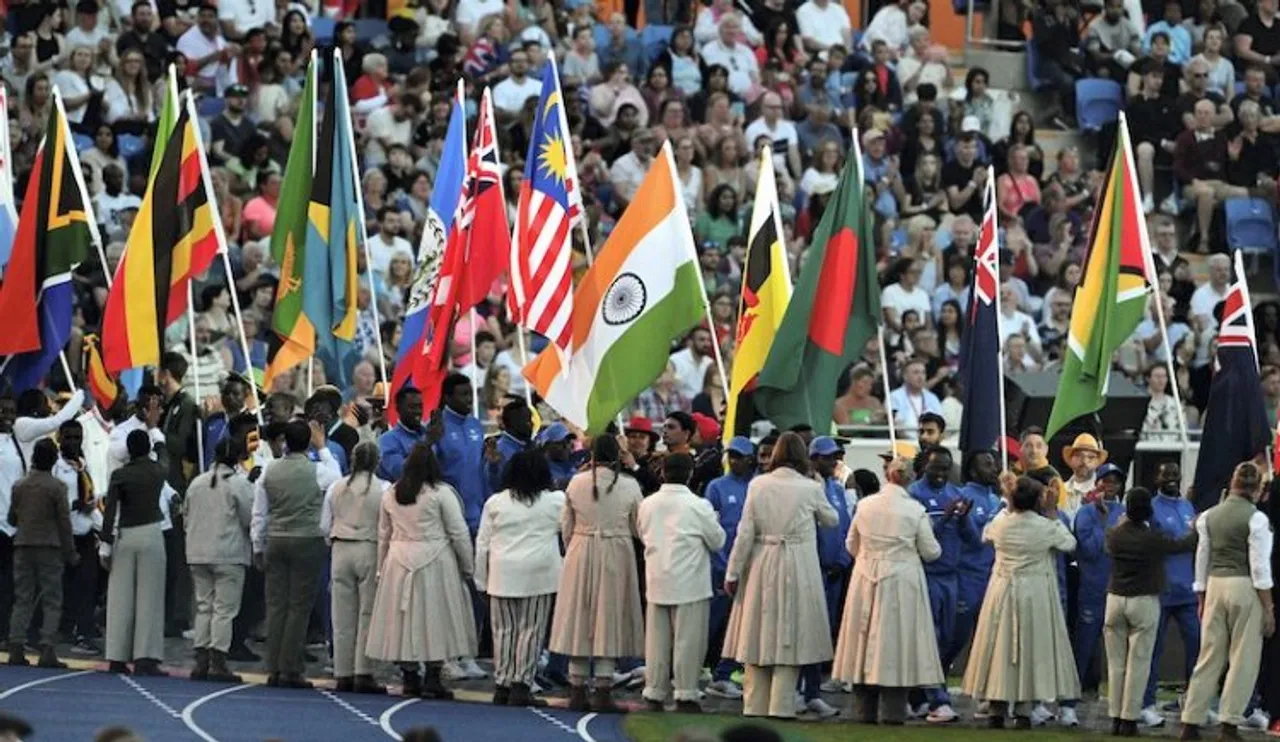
[958,167,1007,461]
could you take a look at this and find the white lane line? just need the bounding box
[529,707,578,735]
[576,712,599,742]
[378,697,418,741]
[0,669,93,700]
[119,674,183,719]
[318,688,382,726]
[180,683,252,742]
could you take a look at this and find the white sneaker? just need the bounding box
[820,679,850,693]
[1059,706,1080,727]
[1208,709,1221,726]
[806,698,840,718]
[1030,703,1055,726]
[927,704,959,723]
[973,701,992,720]
[441,660,468,681]
[1247,709,1271,730]
[1143,193,1155,214]
[460,657,488,679]
[1140,706,1166,727]
[795,692,807,715]
[1160,193,1180,215]
[908,702,930,719]
[705,680,743,699]
[698,667,712,684]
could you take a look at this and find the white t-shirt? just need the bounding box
[218,0,277,34]
[367,236,413,278]
[700,40,758,96]
[999,309,1043,349]
[880,282,933,324]
[795,0,851,50]
[95,191,143,242]
[1189,282,1227,326]
[52,71,105,124]
[492,74,543,114]
[455,0,506,33]
[669,347,713,401]
[743,117,798,175]
[66,25,111,52]
[609,152,650,204]
[176,26,234,92]
[364,107,414,164]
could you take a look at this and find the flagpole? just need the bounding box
[514,327,533,409]
[186,282,206,474]
[184,90,263,423]
[58,352,79,394]
[878,324,897,448]
[988,166,1010,471]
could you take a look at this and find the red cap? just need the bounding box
[691,412,722,443]
[624,416,658,438]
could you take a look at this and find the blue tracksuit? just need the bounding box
[800,476,853,702]
[705,471,751,682]
[377,422,426,481]
[489,433,530,490]
[1073,499,1125,686]
[948,482,1003,669]
[1144,493,1200,708]
[435,407,491,533]
[908,478,980,708]
[1054,510,1072,611]
[548,455,583,490]
[203,413,230,470]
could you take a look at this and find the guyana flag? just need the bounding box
[754,132,880,433]
[0,99,95,392]
[725,146,791,442]
[1045,115,1152,440]
[264,55,318,387]
[101,92,221,372]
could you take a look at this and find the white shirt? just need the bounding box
[881,282,933,326]
[364,107,414,164]
[250,449,342,554]
[1192,504,1274,592]
[694,7,763,48]
[107,414,166,472]
[367,235,413,279]
[176,26,235,93]
[95,190,143,242]
[492,75,543,114]
[795,0,851,50]
[493,349,529,397]
[609,152,651,204]
[668,347,712,401]
[743,117,798,175]
[455,0,506,33]
[700,40,759,96]
[1063,475,1095,523]
[1,393,90,535]
[53,457,100,537]
[319,474,392,539]
[999,309,1043,349]
[52,71,105,124]
[889,385,943,434]
[861,4,910,53]
[474,488,567,597]
[638,483,725,605]
[1190,282,1228,327]
[218,0,276,34]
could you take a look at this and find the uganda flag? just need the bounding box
[753,130,880,434]
[101,92,221,373]
[0,98,94,392]
[1045,113,1152,440]
[724,146,791,442]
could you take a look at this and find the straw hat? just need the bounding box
[1063,433,1108,466]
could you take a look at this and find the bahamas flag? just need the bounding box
[0,97,95,391]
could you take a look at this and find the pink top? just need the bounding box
[242,196,277,241]
[997,173,1041,218]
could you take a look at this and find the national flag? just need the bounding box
[263,55,318,386]
[101,93,221,373]
[150,66,180,180]
[1045,115,1152,441]
[724,146,791,442]
[0,97,96,392]
[959,167,1005,455]
[83,334,118,410]
[0,86,20,274]
[1193,251,1270,506]
[753,130,881,433]
[388,82,466,426]
[524,141,704,434]
[510,59,584,357]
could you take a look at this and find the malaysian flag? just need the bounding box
[510,59,583,356]
[959,167,1006,459]
[1192,250,1270,506]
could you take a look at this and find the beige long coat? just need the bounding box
[832,484,944,686]
[365,483,477,663]
[548,468,645,659]
[722,467,838,667]
[962,510,1081,704]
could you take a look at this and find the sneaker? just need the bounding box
[806,698,840,718]
[1207,709,1220,726]
[820,679,851,693]
[927,704,960,723]
[1247,710,1270,730]
[698,667,712,684]
[1030,703,1055,726]
[1059,706,1080,727]
[460,658,488,680]
[730,669,744,685]
[1160,193,1180,215]
[69,637,101,656]
[973,701,992,720]
[1266,718,1280,736]
[1143,193,1156,214]
[705,680,743,699]
[1141,706,1166,727]
[794,693,807,716]
[908,702,930,720]
[441,661,469,681]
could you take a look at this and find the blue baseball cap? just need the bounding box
[1096,462,1125,481]
[809,436,842,457]
[536,423,575,445]
[726,436,755,457]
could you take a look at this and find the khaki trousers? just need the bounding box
[743,664,800,718]
[330,540,378,677]
[569,656,616,683]
[105,524,167,663]
[1182,576,1264,727]
[643,599,710,703]
[190,564,245,653]
[9,546,63,645]
[1104,593,1160,721]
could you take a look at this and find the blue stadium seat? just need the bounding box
[1225,197,1278,254]
[197,95,226,118]
[1236,80,1247,97]
[641,24,673,62]
[312,16,337,45]
[1075,78,1123,131]
[353,18,388,43]
[72,133,94,153]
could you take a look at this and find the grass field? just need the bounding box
[622,714,1116,742]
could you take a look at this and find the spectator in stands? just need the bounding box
[116,1,169,82]
[795,96,843,164]
[1084,0,1143,80]
[658,26,702,96]
[609,127,656,208]
[1128,31,1181,100]
[696,0,762,50]
[1032,0,1082,129]
[890,358,943,434]
[998,282,1043,357]
[1130,65,1180,213]
[1144,0,1191,65]
[701,14,759,99]
[795,0,851,53]
[242,171,281,243]
[177,4,237,94]
[1234,0,1280,84]
[1177,58,1232,131]
[898,28,951,107]
[745,91,801,178]
[1190,254,1231,328]
[634,362,692,422]
[562,25,601,86]
[943,132,988,222]
[1227,99,1279,196]
[1192,23,1234,98]
[1174,99,1247,253]
[704,133,750,201]
[997,146,1041,222]
[599,12,647,80]
[1231,64,1277,122]
[590,63,648,128]
[862,0,926,61]
[994,111,1045,182]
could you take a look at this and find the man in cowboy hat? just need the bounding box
[1063,433,1108,521]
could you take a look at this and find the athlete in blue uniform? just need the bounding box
[1073,463,1127,700]
[950,451,1004,673]
[703,436,756,700]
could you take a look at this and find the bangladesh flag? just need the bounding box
[754,136,880,433]
[1045,119,1151,440]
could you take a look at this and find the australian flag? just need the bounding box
[1191,250,1270,507]
[959,169,1004,457]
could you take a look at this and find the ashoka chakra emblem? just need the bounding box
[602,272,646,325]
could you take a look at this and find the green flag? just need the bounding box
[148,67,179,180]
[754,137,881,433]
[265,57,317,386]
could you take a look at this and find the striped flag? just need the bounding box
[83,334,118,410]
[959,167,1005,456]
[511,59,584,356]
[100,92,221,373]
[0,86,19,275]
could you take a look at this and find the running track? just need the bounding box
[0,666,629,742]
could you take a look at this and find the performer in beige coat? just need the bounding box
[321,442,390,695]
[722,432,838,719]
[1180,463,1275,742]
[637,453,726,713]
[833,456,943,724]
[548,436,644,714]
[366,444,477,700]
[962,474,1080,728]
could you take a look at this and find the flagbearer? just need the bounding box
[1073,461,1127,711]
[799,436,851,718]
[951,451,1004,682]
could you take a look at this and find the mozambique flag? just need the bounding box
[0,101,94,392]
[83,334,118,409]
[1045,115,1151,440]
[724,146,791,442]
[264,57,318,387]
[754,133,880,433]
[101,93,220,373]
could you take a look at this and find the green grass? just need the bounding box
[622,715,1115,742]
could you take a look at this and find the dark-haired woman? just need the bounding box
[183,437,253,682]
[962,475,1079,728]
[475,450,566,707]
[366,444,476,699]
[548,436,644,713]
[323,442,390,695]
[722,431,837,719]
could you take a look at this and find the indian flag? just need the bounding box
[524,141,704,434]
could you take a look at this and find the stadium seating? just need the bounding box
[642,25,673,63]
[1075,78,1123,132]
[1225,197,1279,254]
